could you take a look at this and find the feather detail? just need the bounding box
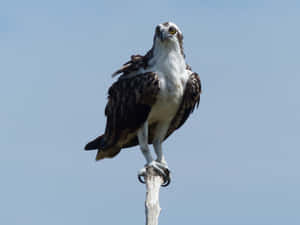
[112,51,153,77]
[165,72,201,139]
[85,72,160,160]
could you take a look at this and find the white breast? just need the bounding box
[147,48,189,123]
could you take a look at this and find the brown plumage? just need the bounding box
[85,72,160,160]
[165,72,201,139]
[85,71,201,160]
[112,52,153,77]
[85,22,202,164]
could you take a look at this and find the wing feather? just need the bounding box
[101,72,160,149]
[112,50,153,77]
[165,72,201,139]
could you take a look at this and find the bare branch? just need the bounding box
[144,167,164,225]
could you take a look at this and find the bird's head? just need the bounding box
[153,22,185,57]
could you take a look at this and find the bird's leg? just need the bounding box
[137,121,153,179]
[152,139,171,186]
[137,121,153,165]
[153,139,167,167]
[151,122,171,186]
[137,121,170,186]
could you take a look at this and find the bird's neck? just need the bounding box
[153,39,183,58]
[150,41,186,75]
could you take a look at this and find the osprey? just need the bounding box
[85,22,201,185]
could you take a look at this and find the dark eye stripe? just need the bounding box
[168,26,176,34]
[155,26,160,34]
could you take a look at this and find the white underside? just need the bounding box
[146,44,189,137]
[136,22,190,180]
[138,47,189,165]
[134,34,191,166]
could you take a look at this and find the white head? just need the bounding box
[153,22,185,57]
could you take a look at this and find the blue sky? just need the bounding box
[1,0,300,224]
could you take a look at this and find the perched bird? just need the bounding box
[85,22,201,185]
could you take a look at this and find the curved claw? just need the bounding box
[161,176,170,187]
[138,174,146,184]
[160,169,171,187]
[137,161,171,187]
[138,167,146,184]
[138,167,147,184]
[152,163,171,187]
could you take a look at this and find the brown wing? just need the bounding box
[85,72,160,154]
[165,72,201,139]
[112,50,153,77]
[120,72,201,148]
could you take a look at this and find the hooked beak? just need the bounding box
[156,26,166,42]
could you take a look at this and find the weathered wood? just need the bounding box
[144,167,164,225]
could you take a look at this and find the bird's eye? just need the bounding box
[168,26,176,35]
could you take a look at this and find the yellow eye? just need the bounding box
[168,26,176,35]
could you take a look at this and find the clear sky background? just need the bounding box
[1,0,300,224]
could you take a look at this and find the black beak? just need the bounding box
[155,26,164,41]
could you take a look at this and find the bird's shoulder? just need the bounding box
[105,71,160,116]
[112,49,153,77]
[185,71,202,101]
[102,71,160,144]
[164,70,201,139]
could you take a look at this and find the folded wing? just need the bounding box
[85,72,160,160]
[165,72,202,138]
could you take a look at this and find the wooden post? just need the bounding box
[144,167,164,225]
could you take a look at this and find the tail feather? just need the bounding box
[84,135,104,150]
[96,147,121,161]
[85,135,121,161]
